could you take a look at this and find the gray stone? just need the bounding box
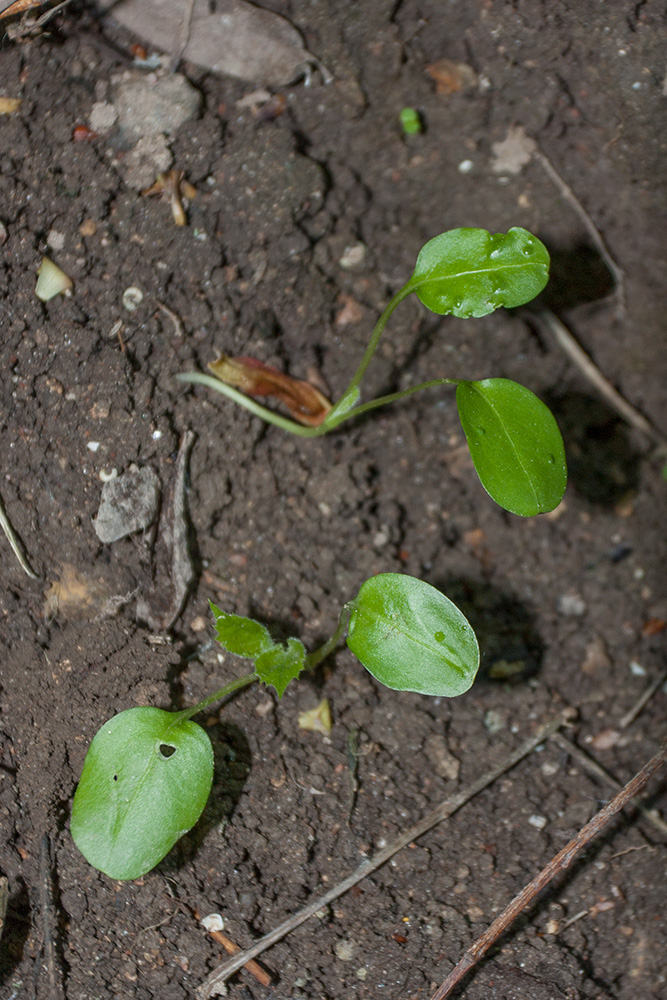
[94,466,160,543]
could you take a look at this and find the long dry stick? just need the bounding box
[534,148,625,311]
[429,741,667,1000]
[198,710,571,997]
[530,309,666,449]
[551,732,667,837]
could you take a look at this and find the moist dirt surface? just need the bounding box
[1,3,666,999]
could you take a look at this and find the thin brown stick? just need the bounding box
[429,742,667,1000]
[207,929,272,988]
[530,309,666,449]
[534,148,625,311]
[619,668,667,731]
[198,710,572,996]
[551,732,667,837]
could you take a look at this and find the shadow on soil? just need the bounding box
[431,578,544,683]
[546,391,641,507]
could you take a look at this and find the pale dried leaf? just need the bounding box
[491,125,537,175]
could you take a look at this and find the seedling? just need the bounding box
[179,227,567,516]
[71,573,479,880]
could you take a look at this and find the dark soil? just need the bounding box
[1,2,666,999]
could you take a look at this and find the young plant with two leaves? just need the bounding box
[71,574,479,879]
[179,227,567,517]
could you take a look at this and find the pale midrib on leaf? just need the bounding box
[417,260,544,285]
[359,611,468,679]
[470,385,540,509]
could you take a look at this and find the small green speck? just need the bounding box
[400,107,423,135]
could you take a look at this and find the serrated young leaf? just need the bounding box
[255,637,307,698]
[408,227,549,319]
[70,707,213,880]
[210,602,275,658]
[456,378,567,516]
[346,574,479,696]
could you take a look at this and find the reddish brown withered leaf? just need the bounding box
[208,355,331,427]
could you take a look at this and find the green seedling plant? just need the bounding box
[71,574,479,880]
[179,227,567,516]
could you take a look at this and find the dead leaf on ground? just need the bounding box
[44,564,113,621]
[98,0,332,87]
[298,698,332,736]
[491,124,537,175]
[209,355,332,427]
[0,0,48,19]
[0,97,22,114]
[426,59,477,95]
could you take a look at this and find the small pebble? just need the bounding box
[557,592,587,617]
[87,441,100,452]
[122,286,144,311]
[334,939,356,961]
[484,709,506,734]
[47,229,66,251]
[529,814,548,830]
[201,913,224,932]
[190,616,207,633]
[590,728,621,751]
[629,660,646,676]
[338,243,366,269]
[458,159,474,173]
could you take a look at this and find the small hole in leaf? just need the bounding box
[159,744,177,759]
[113,774,118,781]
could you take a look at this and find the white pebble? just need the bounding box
[87,441,100,452]
[629,660,646,676]
[122,286,144,311]
[201,913,224,932]
[529,814,547,830]
[458,159,474,174]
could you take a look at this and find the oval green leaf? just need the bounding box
[456,378,567,516]
[71,707,214,880]
[408,227,549,318]
[346,574,479,696]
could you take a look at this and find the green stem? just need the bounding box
[176,373,325,438]
[305,604,353,671]
[341,377,459,422]
[170,671,258,727]
[323,282,414,428]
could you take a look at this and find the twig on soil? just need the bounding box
[0,492,38,578]
[551,732,667,837]
[136,429,196,631]
[38,834,65,999]
[0,875,8,941]
[428,741,667,1000]
[533,148,625,312]
[203,926,272,988]
[528,309,667,450]
[198,709,572,997]
[618,668,667,731]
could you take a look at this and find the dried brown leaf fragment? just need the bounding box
[208,355,331,427]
